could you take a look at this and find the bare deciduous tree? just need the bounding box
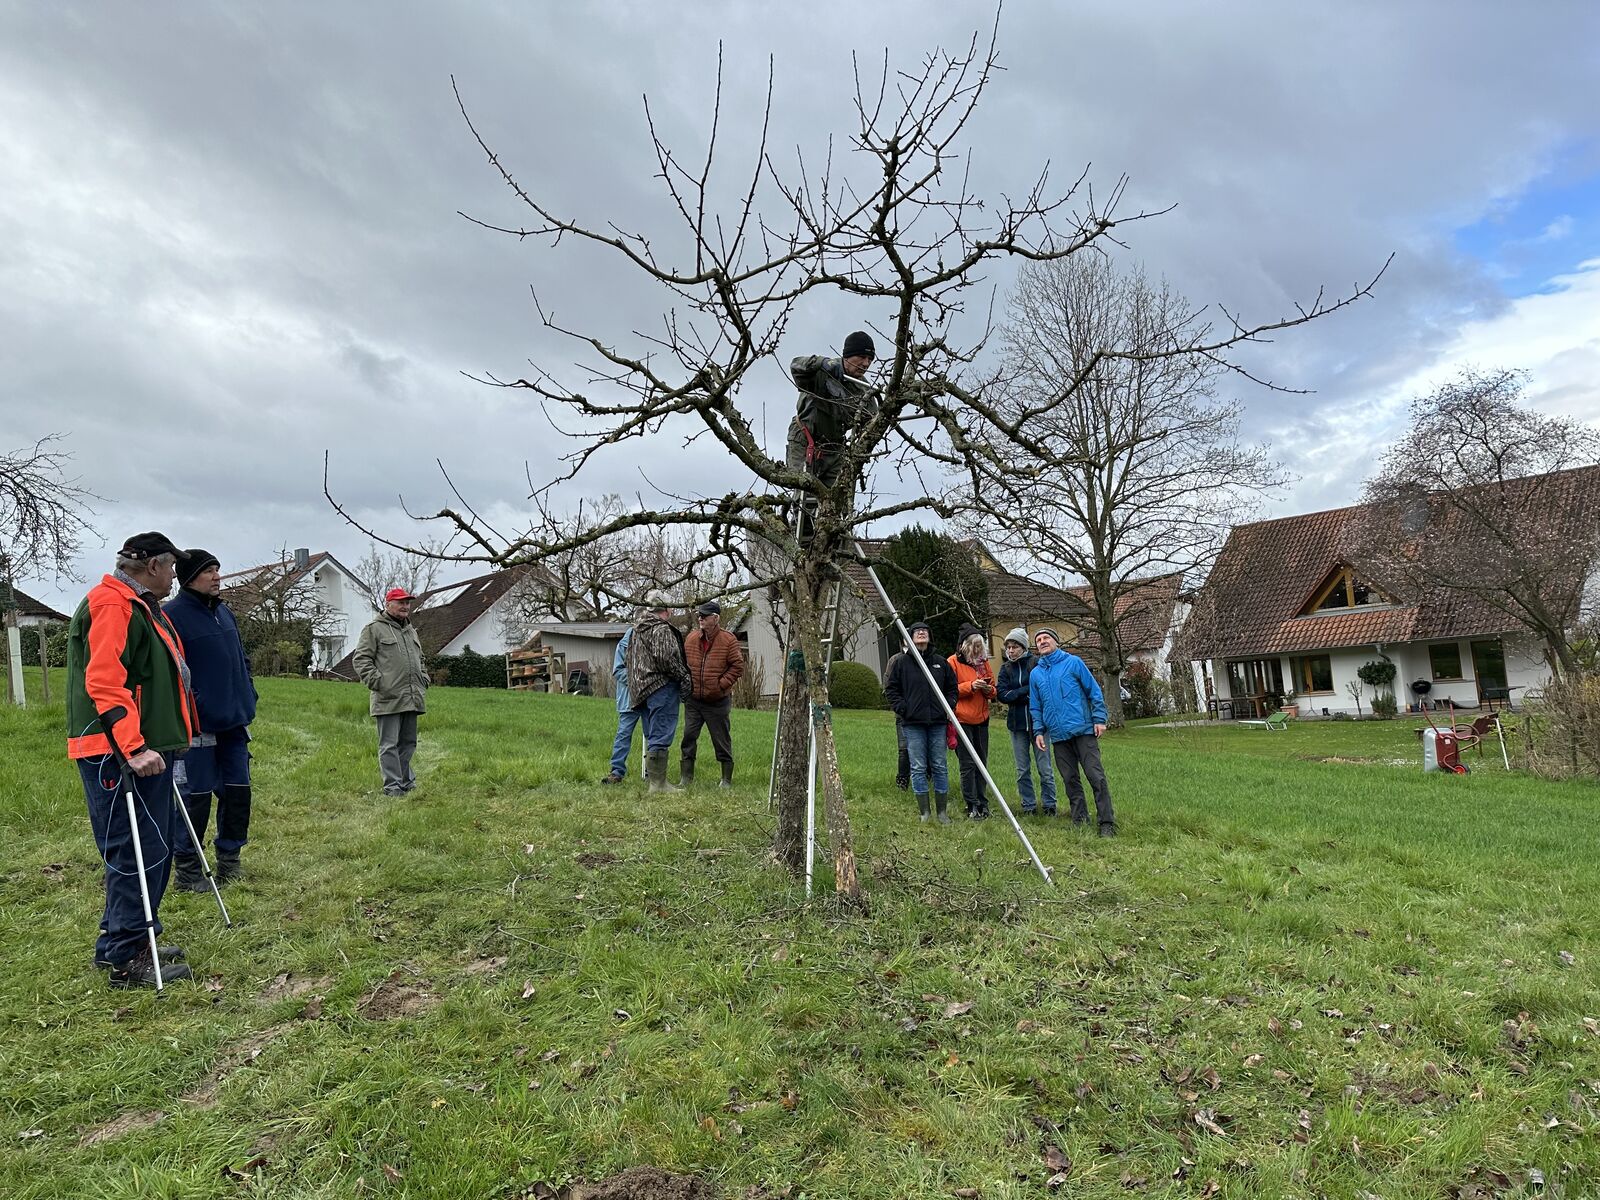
[964,254,1289,723]
[0,435,98,583]
[355,539,447,611]
[329,24,1378,906]
[1343,367,1600,676]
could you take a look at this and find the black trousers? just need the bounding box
[681,695,734,766]
[1052,734,1116,828]
[895,718,910,785]
[955,721,990,813]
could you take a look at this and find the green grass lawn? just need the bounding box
[1,674,1596,1198]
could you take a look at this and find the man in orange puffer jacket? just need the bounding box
[680,601,745,787]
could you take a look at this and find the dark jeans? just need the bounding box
[176,726,252,854]
[955,721,991,814]
[78,756,176,964]
[902,723,950,795]
[377,711,420,794]
[1052,734,1116,829]
[895,718,910,786]
[635,684,681,752]
[681,694,734,766]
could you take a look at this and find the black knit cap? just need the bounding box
[842,330,875,360]
[118,531,181,561]
[177,548,220,588]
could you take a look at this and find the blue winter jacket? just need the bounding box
[1028,648,1107,742]
[613,629,633,712]
[163,587,257,733]
[996,653,1038,735]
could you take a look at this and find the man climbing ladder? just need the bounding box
[786,330,879,498]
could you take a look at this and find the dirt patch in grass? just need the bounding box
[358,969,440,1020]
[259,972,332,1002]
[78,1109,165,1147]
[183,1024,295,1107]
[570,1167,718,1200]
[464,955,509,976]
[575,851,620,870]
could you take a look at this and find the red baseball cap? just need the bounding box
[385,587,415,602]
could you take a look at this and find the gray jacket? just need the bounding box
[352,612,429,716]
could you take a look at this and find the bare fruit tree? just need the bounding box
[1343,367,1600,676]
[355,539,447,611]
[330,24,1377,907]
[962,254,1292,724]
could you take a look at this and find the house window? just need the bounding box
[1304,568,1391,615]
[1291,654,1334,693]
[1428,642,1463,681]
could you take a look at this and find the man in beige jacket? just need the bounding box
[353,587,429,795]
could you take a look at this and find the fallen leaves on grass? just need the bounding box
[943,1000,974,1019]
[1192,1108,1230,1137]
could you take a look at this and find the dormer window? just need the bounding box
[1301,567,1392,616]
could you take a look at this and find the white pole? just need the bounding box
[5,621,24,706]
[804,713,817,899]
[121,775,164,991]
[858,559,1054,887]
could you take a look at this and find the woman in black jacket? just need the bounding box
[884,621,959,824]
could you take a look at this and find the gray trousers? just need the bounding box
[376,712,420,794]
[1051,734,1115,829]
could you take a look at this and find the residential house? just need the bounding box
[222,550,373,672]
[1177,475,1595,717]
[5,586,70,629]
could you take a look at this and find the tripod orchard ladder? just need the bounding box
[766,501,1054,895]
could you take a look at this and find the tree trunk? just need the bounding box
[771,634,812,874]
[769,554,863,906]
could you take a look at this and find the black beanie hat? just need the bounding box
[843,330,875,359]
[177,548,220,588]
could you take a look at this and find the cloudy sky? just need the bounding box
[4,1,1598,609]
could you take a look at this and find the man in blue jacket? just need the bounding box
[1028,627,1117,836]
[997,627,1056,816]
[164,549,258,887]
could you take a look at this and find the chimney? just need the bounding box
[293,547,311,572]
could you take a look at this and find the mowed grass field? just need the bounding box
[1,673,1597,1199]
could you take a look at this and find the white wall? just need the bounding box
[308,563,377,671]
[442,606,519,657]
[1209,633,1553,716]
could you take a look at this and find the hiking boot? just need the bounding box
[719,761,734,789]
[600,771,625,785]
[916,793,930,823]
[216,851,242,885]
[107,949,194,989]
[94,944,186,971]
[1098,823,1118,838]
[173,854,209,894]
[646,750,682,793]
[934,792,951,825]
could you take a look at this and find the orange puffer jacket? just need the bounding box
[947,654,996,725]
[686,628,745,702]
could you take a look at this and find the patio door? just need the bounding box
[1470,639,1507,705]
[1224,657,1285,716]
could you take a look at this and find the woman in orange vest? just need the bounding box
[948,626,997,819]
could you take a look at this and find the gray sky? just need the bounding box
[5,1,1599,608]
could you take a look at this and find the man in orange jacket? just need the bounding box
[65,532,199,989]
[679,601,745,787]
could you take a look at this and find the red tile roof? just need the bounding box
[1182,466,1600,660]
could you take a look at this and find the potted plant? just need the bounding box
[1280,688,1299,719]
